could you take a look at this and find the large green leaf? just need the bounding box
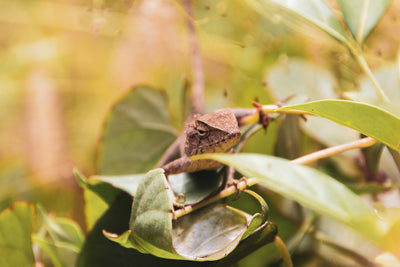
[79,170,225,233]
[247,0,348,43]
[0,202,35,267]
[77,193,208,267]
[98,86,178,175]
[192,153,400,254]
[278,100,400,152]
[172,205,249,260]
[127,168,178,259]
[337,0,392,42]
[105,168,265,261]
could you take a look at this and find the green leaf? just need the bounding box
[174,204,252,260]
[247,0,348,43]
[193,153,400,253]
[77,193,136,267]
[37,205,84,253]
[83,190,109,231]
[238,190,269,241]
[125,168,180,259]
[213,222,277,267]
[105,169,263,261]
[0,202,35,267]
[98,86,178,175]
[75,169,120,205]
[106,204,254,261]
[278,100,400,152]
[337,0,392,43]
[77,193,200,267]
[74,169,119,229]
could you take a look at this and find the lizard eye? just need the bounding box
[194,121,209,138]
[196,128,209,138]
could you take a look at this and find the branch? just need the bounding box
[239,104,314,125]
[348,44,389,102]
[174,178,259,218]
[183,0,205,114]
[291,137,377,165]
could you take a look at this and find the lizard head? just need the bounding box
[184,110,241,156]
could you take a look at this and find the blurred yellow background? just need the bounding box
[1,0,399,228]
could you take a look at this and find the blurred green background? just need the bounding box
[1,0,399,234]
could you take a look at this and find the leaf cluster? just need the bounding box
[1,1,400,266]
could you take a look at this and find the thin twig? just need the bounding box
[183,0,205,114]
[356,0,369,43]
[349,45,389,102]
[239,104,314,125]
[291,137,377,165]
[174,178,259,218]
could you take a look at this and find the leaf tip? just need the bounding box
[102,229,119,238]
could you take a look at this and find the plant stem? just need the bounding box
[174,178,259,218]
[274,236,293,267]
[183,0,205,114]
[350,46,389,102]
[239,104,314,125]
[356,0,369,43]
[291,137,377,165]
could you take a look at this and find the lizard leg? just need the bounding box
[173,193,186,209]
[225,165,236,187]
[162,156,191,176]
[162,162,188,210]
[225,167,249,200]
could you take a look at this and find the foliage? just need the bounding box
[1,0,400,266]
[0,203,35,267]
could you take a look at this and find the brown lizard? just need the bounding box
[158,105,268,173]
[160,109,243,176]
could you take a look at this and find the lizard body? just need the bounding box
[162,109,241,175]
